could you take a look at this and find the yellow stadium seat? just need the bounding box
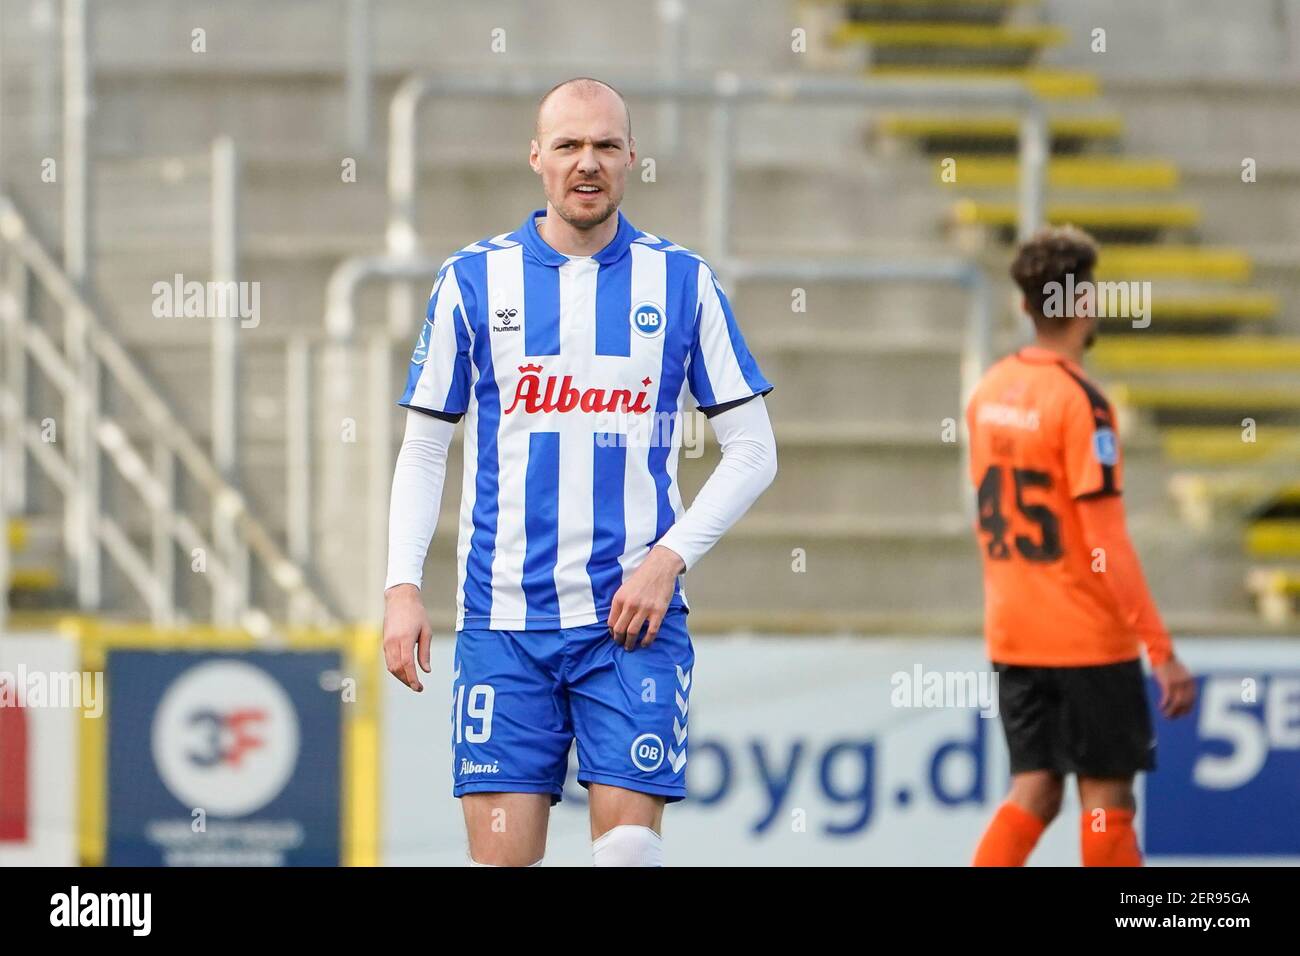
[1093,336,1300,372]
[1162,427,1300,465]
[871,66,1099,99]
[940,156,1179,189]
[952,200,1199,231]
[834,22,1067,49]
[1247,520,1300,558]
[1111,384,1300,412]
[880,113,1124,142]
[9,567,59,592]
[1098,293,1276,324]
[1095,246,1252,281]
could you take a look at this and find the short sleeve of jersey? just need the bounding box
[398,264,473,420]
[1060,372,1123,499]
[687,265,773,413]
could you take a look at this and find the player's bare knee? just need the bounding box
[466,827,546,867]
[1011,772,1064,822]
[1077,776,1135,812]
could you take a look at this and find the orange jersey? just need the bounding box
[966,346,1137,666]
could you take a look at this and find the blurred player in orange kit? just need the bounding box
[965,226,1197,867]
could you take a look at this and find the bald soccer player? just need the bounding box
[382,78,777,866]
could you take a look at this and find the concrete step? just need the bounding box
[951,198,1201,243]
[876,112,1125,153]
[89,0,796,75]
[1096,75,1300,167]
[866,65,1101,100]
[832,21,1067,69]
[754,336,963,426]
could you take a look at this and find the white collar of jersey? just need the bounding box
[519,207,639,267]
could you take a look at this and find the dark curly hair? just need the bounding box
[1010,225,1098,329]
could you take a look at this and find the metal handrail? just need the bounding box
[0,194,339,630]
[386,73,1048,313]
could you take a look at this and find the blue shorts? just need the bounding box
[451,608,694,804]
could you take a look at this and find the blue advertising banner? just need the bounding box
[1145,671,1300,856]
[106,651,343,866]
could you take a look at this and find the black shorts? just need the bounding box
[994,659,1156,778]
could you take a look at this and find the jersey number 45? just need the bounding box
[977,465,1062,562]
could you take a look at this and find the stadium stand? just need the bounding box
[3,0,1300,633]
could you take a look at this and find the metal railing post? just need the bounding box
[368,334,392,615]
[1017,102,1048,241]
[704,74,738,270]
[0,436,8,635]
[386,78,425,340]
[656,0,685,156]
[1,256,28,514]
[152,439,176,625]
[62,0,90,283]
[959,267,993,521]
[346,0,372,153]
[210,135,246,625]
[286,336,313,625]
[33,0,57,153]
[63,0,100,609]
[0,3,6,190]
[0,251,17,636]
[211,136,240,485]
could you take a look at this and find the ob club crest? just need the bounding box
[630,302,666,339]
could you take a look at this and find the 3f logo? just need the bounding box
[186,709,267,768]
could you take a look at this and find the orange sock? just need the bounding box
[972,801,1047,866]
[1080,807,1143,866]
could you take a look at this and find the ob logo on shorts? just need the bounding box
[630,302,666,339]
[630,733,665,772]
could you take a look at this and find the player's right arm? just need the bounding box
[383,409,454,692]
[383,265,473,691]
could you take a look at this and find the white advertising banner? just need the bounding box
[0,633,81,867]
[383,636,1300,866]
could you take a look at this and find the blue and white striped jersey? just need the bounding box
[399,208,772,630]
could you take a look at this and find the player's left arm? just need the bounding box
[1063,385,1195,718]
[1077,496,1194,717]
[609,265,776,648]
[608,395,778,648]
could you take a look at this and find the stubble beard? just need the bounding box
[552,186,620,231]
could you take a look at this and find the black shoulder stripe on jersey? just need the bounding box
[698,386,773,419]
[1057,362,1118,496]
[401,403,464,424]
